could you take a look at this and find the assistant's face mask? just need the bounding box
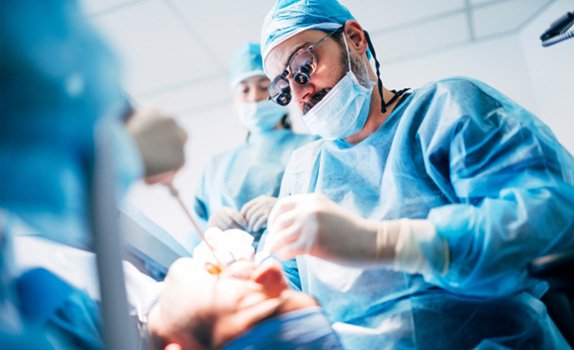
[301,34,374,141]
[235,99,286,132]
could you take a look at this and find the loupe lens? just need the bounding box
[269,76,291,106]
[276,91,291,106]
[294,65,311,85]
[290,48,314,85]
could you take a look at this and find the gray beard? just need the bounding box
[344,52,372,88]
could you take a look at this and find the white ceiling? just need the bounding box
[81,0,556,118]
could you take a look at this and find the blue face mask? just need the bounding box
[223,307,342,350]
[302,35,374,141]
[236,99,286,132]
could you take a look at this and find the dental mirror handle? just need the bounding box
[166,183,224,267]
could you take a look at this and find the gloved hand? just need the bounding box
[126,108,188,178]
[143,169,178,186]
[193,227,255,267]
[262,193,449,275]
[207,207,248,231]
[240,195,278,233]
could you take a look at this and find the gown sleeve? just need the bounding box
[422,78,574,297]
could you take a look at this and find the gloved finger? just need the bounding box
[221,219,241,230]
[266,228,306,260]
[240,197,260,218]
[246,203,271,231]
[264,224,301,256]
[251,213,269,233]
[267,198,296,226]
[244,196,275,221]
[274,225,316,260]
[268,209,297,236]
[243,203,262,227]
[246,210,259,232]
[268,198,299,229]
[208,211,238,230]
[208,215,231,230]
[227,209,248,230]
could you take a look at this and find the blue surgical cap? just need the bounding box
[0,0,131,249]
[260,0,355,74]
[229,42,266,89]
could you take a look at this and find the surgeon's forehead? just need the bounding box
[265,29,331,78]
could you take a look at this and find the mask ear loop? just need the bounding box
[363,30,387,113]
[341,31,353,75]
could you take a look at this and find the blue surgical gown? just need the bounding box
[1,212,104,350]
[194,129,316,241]
[273,77,574,349]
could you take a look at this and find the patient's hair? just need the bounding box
[189,308,217,349]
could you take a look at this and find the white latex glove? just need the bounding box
[193,227,255,266]
[207,207,248,231]
[240,195,278,233]
[262,193,449,275]
[126,108,188,178]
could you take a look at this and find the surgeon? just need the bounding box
[193,42,316,246]
[258,0,574,349]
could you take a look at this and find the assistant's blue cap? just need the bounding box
[260,0,355,74]
[229,42,266,89]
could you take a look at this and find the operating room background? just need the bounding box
[80,0,574,248]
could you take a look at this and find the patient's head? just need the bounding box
[148,258,316,350]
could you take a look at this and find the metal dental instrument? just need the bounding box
[166,183,236,275]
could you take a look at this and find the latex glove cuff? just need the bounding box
[370,219,450,276]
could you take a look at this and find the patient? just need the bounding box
[148,258,342,349]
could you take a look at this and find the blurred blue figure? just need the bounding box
[193,42,316,246]
[0,0,141,348]
[258,0,574,349]
[0,0,140,250]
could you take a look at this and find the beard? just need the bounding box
[348,52,372,88]
[302,51,371,115]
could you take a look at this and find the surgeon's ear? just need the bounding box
[251,261,288,297]
[343,20,368,55]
